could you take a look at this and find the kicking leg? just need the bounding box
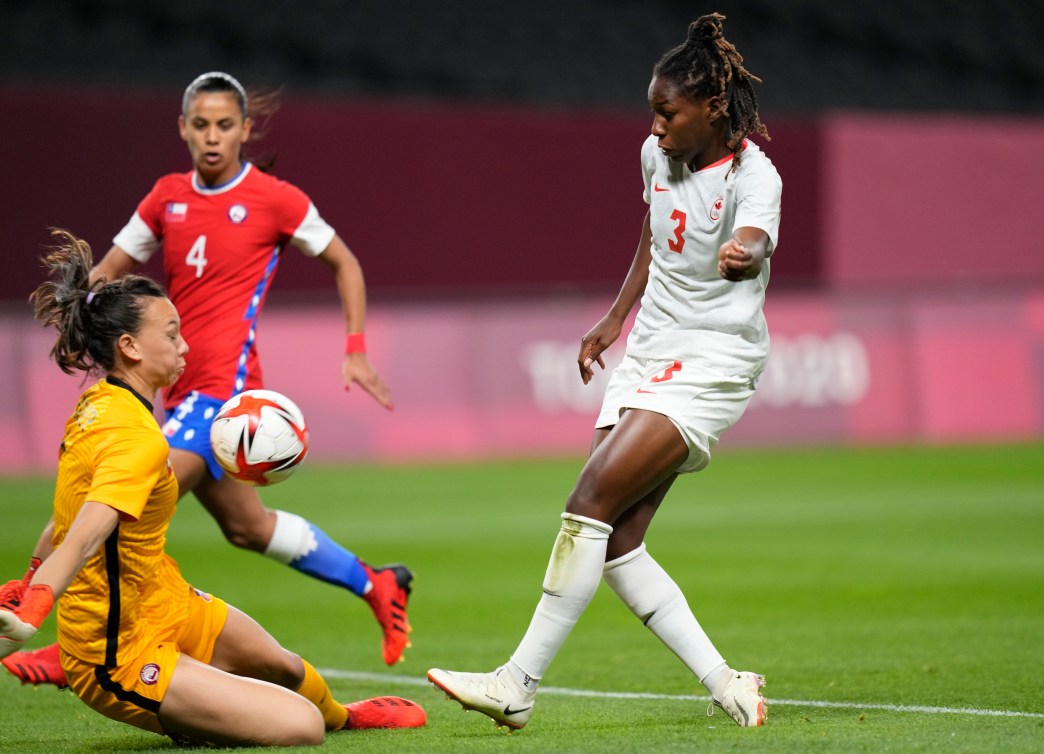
[429,511,612,730]
[174,449,369,593]
[190,462,412,664]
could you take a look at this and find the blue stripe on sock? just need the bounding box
[289,524,370,596]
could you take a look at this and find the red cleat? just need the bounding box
[362,563,413,665]
[343,696,426,729]
[2,643,69,689]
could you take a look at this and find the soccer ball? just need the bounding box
[210,389,309,486]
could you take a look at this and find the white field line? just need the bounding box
[320,668,1044,720]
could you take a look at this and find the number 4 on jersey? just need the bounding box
[186,235,207,278]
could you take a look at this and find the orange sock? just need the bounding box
[295,659,347,730]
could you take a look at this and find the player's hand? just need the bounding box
[343,354,394,410]
[718,238,757,281]
[0,557,42,611]
[0,608,38,659]
[0,580,25,611]
[578,316,623,385]
[0,584,52,660]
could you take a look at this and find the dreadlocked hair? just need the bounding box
[654,12,769,171]
[29,229,166,376]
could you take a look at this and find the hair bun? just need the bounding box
[686,13,725,45]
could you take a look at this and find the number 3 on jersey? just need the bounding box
[668,209,686,253]
[186,235,208,278]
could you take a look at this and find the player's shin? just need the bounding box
[509,512,613,684]
[602,543,731,697]
[264,510,370,595]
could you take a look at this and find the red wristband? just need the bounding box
[345,333,367,355]
[24,557,42,587]
[1,556,45,606]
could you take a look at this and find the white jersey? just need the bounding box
[626,135,782,376]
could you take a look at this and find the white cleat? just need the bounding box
[711,671,766,727]
[427,666,536,730]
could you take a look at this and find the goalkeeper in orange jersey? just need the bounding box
[4,72,412,691]
[0,230,424,746]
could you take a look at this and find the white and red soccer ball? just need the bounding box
[209,389,309,486]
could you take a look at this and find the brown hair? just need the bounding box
[29,229,166,375]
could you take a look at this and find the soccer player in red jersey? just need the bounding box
[2,73,412,688]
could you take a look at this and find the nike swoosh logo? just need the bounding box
[654,183,670,192]
[637,388,655,394]
[504,705,532,716]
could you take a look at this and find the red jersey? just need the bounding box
[113,164,335,409]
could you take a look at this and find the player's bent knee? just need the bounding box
[257,650,306,690]
[271,705,325,747]
[197,480,273,552]
[211,503,272,551]
[239,685,326,746]
[221,526,268,552]
[564,485,614,524]
[257,690,325,746]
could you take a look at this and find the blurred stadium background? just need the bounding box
[2,0,1043,471]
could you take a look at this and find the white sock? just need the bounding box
[263,510,316,563]
[602,543,730,697]
[508,512,613,688]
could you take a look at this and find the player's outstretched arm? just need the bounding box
[1,503,118,658]
[317,236,394,410]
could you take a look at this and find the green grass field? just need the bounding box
[1,442,1042,752]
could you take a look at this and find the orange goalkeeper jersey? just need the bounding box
[53,377,187,667]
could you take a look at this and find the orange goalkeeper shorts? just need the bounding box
[62,586,228,735]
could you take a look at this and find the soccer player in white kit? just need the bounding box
[429,12,781,730]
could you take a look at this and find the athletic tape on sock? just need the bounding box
[264,510,318,564]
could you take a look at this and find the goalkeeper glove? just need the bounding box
[0,584,54,660]
[0,557,42,611]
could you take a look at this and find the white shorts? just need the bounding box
[595,355,756,473]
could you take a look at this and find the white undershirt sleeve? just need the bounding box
[111,212,161,263]
[288,203,337,257]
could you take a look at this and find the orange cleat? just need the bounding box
[343,696,426,729]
